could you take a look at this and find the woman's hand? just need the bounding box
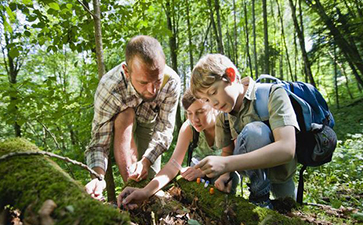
[180,166,204,181]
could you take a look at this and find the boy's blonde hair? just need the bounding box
[190,54,240,97]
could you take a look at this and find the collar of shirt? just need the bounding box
[242,76,257,101]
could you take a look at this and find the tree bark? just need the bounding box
[232,0,238,67]
[186,0,194,82]
[165,0,182,132]
[262,0,270,74]
[289,0,316,86]
[252,0,258,78]
[92,0,106,79]
[276,0,293,81]
[0,138,129,224]
[243,0,253,77]
[214,0,224,54]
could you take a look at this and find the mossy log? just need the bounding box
[0,138,130,225]
[172,176,307,224]
[123,174,308,224]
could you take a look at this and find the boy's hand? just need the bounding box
[117,187,148,210]
[180,167,204,181]
[85,178,106,200]
[128,157,150,181]
[214,173,232,193]
[194,156,228,178]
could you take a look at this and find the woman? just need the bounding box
[117,89,238,210]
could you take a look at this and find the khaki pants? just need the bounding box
[132,117,161,178]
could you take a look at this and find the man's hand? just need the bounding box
[214,173,232,193]
[117,187,149,210]
[128,157,151,182]
[85,178,106,200]
[194,156,228,178]
[180,167,204,181]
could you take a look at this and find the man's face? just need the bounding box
[124,56,165,102]
[196,80,240,113]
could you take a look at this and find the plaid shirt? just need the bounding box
[85,62,180,171]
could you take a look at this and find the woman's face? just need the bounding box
[186,99,216,132]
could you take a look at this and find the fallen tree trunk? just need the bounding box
[124,172,307,224]
[1,138,306,224]
[0,138,129,225]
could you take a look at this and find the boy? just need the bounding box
[190,54,298,208]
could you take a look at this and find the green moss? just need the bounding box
[175,177,307,225]
[0,138,130,225]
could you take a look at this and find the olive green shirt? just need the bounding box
[215,77,299,183]
[187,121,222,164]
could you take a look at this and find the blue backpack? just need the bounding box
[255,74,337,204]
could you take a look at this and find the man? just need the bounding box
[85,35,180,200]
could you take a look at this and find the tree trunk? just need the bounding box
[333,43,339,109]
[208,0,221,54]
[92,0,106,79]
[262,0,270,74]
[0,138,129,224]
[165,0,182,132]
[289,0,316,86]
[243,0,253,77]
[186,0,194,84]
[214,0,224,54]
[232,0,239,67]
[198,20,212,59]
[276,0,293,81]
[305,0,363,85]
[252,0,258,78]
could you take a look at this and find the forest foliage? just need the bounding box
[1,0,363,222]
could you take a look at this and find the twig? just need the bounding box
[0,150,103,180]
[77,0,97,19]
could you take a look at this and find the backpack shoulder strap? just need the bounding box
[187,126,200,166]
[254,83,273,121]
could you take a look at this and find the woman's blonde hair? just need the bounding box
[190,54,240,97]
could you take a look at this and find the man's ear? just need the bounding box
[122,64,130,79]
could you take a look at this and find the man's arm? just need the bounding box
[113,108,138,182]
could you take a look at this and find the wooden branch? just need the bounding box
[36,120,61,150]
[0,150,103,181]
[77,0,97,19]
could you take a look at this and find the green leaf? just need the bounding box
[48,2,60,11]
[5,6,15,21]
[22,0,32,5]
[3,19,13,33]
[9,48,19,58]
[66,4,72,10]
[24,31,31,37]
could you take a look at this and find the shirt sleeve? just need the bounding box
[268,86,300,131]
[85,79,122,171]
[215,113,233,149]
[143,75,181,164]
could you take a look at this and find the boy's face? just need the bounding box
[196,80,240,113]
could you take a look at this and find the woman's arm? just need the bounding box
[118,121,193,209]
